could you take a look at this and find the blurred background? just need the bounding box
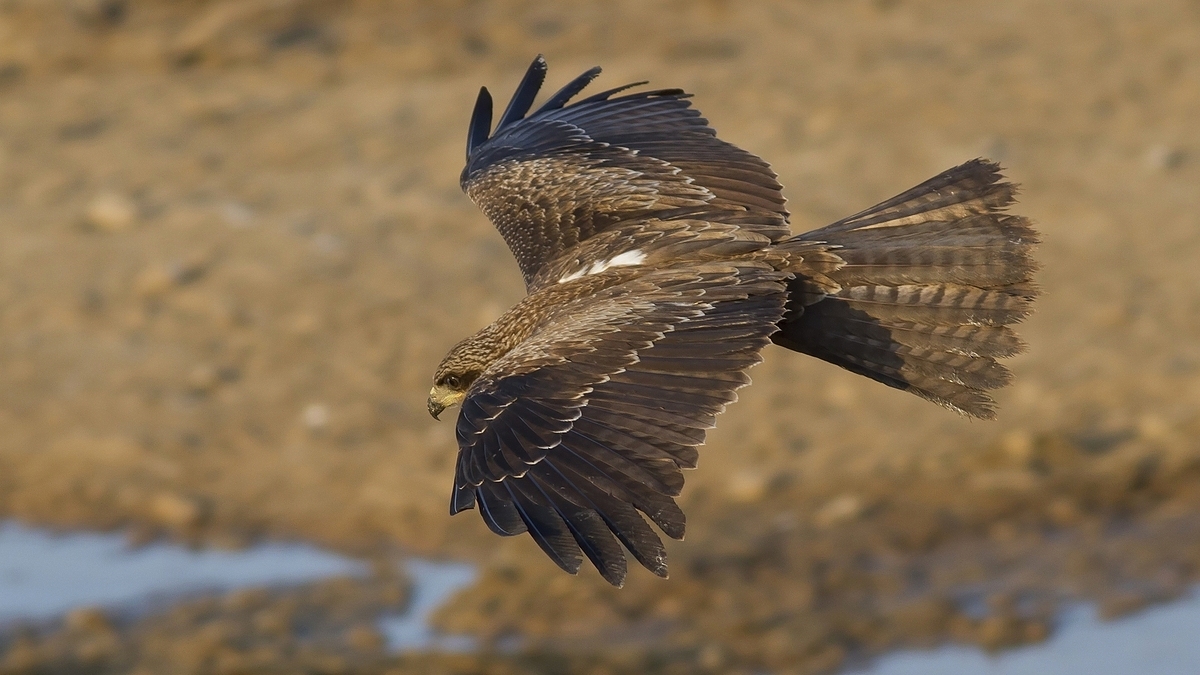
[1,0,1199,673]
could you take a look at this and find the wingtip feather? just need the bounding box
[534,64,604,115]
[449,484,476,515]
[466,86,493,162]
[496,54,549,132]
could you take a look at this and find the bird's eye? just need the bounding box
[443,375,461,389]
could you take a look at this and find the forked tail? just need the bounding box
[774,159,1039,418]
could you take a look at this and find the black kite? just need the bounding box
[428,56,1038,587]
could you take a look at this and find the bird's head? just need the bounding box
[427,373,474,420]
[428,337,491,420]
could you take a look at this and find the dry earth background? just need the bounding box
[2,0,1200,673]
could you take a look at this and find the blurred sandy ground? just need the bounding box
[1,1,1200,673]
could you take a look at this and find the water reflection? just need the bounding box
[853,589,1200,675]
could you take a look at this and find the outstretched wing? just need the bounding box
[450,262,787,586]
[462,55,791,291]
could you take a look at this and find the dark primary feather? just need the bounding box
[465,87,493,161]
[534,64,604,115]
[496,55,548,132]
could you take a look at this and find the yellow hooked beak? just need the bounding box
[427,385,465,420]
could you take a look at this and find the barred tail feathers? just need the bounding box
[774,159,1039,419]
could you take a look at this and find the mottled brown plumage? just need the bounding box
[429,55,1039,587]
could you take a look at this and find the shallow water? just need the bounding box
[852,589,1200,675]
[4,520,1198,669]
[0,521,369,623]
[378,558,479,652]
[0,521,480,652]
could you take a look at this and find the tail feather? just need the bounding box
[775,159,1038,418]
[809,309,1026,359]
[835,283,1035,326]
[816,159,1018,233]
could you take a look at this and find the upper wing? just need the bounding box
[450,262,787,586]
[461,55,791,291]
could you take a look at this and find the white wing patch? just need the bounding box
[558,250,646,283]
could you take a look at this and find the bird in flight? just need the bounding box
[428,55,1038,587]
